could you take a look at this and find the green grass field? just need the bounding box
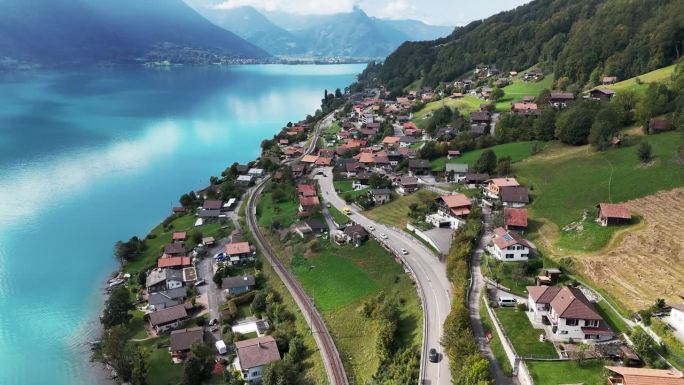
[411,96,482,129]
[601,64,676,94]
[328,204,350,225]
[257,192,300,228]
[494,75,554,111]
[527,360,606,385]
[334,180,369,200]
[430,141,542,171]
[481,254,536,297]
[365,189,439,228]
[479,297,514,376]
[494,308,558,358]
[516,131,684,251]
[134,336,185,385]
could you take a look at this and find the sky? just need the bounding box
[188,0,531,26]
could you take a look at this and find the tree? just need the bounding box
[555,101,599,145]
[102,325,133,381]
[114,236,146,263]
[183,343,214,385]
[575,343,591,366]
[496,156,512,176]
[101,286,134,329]
[213,269,224,288]
[637,141,652,163]
[589,105,620,150]
[251,291,268,315]
[182,355,204,385]
[490,87,504,101]
[191,230,203,245]
[130,347,148,385]
[473,150,497,174]
[262,360,298,385]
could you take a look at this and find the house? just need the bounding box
[536,268,562,286]
[491,227,531,261]
[606,366,684,385]
[225,242,254,265]
[369,188,391,205]
[500,186,530,207]
[353,172,372,190]
[445,163,469,182]
[597,203,631,226]
[504,208,528,230]
[589,88,616,102]
[223,275,256,296]
[470,111,491,132]
[294,219,327,237]
[234,336,281,384]
[434,127,456,140]
[149,304,189,333]
[527,286,613,342]
[169,327,204,360]
[158,256,191,269]
[668,293,684,340]
[164,243,187,257]
[236,175,254,187]
[549,92,575,108]
[464,173,490,187]
[301,155,318,164]
[147,268,184,293]
[485,178,520,199]
[149,287,187,310]
[235,164,249,175]
[298,196,320,215]
[408,159,431,176]
[198,209,221,224]
[248,168,264,178]
[511,102,540,116]
[602,76,618,85]
[427,194,472,229]
[202,237,215,247]
[342,224,368,246]
[397,176,419,195]
[399,136,417,147]
[649,118,674,134]
[447,150,461,159]
[283,147,303,158]
[382,136,400,147]
[202,200,223,211]
[172,232,187,242]
[291,164,307,178]
[172,206,186,215]
[315,157,333,167]
[297,184,317,197]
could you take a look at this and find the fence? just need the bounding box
[406,223,443,254]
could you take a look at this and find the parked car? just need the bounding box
[209,318,219,326]
[498,297,517,307]
[326,202,332,208]
[429,348,439,363]
[401,248,408,255]
[209,326,219,333]
[380,233,388,239]
[194,279,206,286]
[368,225,375,231]
[213,252,225,261]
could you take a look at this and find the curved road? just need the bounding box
[315,169,453,385]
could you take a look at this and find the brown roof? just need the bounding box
[236,336,281,369]
[488,178,520,188]
[164,243,186,255]
[172,232,187,241]
[301,155,318,163]
[500,186,530,204]
[598,203,631,219]
[493,227,530,249]
[440,194,472,209]
[225,242,251,255]
[605,366,684,385]
[170,327,204,352]
[149,304,188,326]
[299,196,320,207]
[550,286,602,320]
[203,200,223,210]
[158,256,191,268]
[504,208,528,228]
[527,285,562,304]
[382,136,400,144]
[550,92,575,100]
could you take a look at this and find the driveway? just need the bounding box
[422,227,454,255]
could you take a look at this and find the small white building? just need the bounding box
[491,227,530,261]
[527,285,613,342]
[247,168,264,177]
[668,293,684,342]
[233,336,281,384]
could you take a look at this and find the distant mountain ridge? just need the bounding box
[194,5,454,58]
[0,0,269,67]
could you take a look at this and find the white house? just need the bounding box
[233,336,281,384]
[668,293,684,342]
[426,194,471,229]
[491,227,531,261]
[485,177,520,199]
[527,286,613,342]
[369,188,392,205]
[445,163,469,182]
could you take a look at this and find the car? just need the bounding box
[209,326,219,333]
[194,279,206,286]
[368,225,375,231]
[379,233,388,239]
[401,248,408,255]
[209,318,219,326]
[326,202,332,208]
[429,348,439,363]
[213,252,225,260]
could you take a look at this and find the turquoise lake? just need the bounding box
[0,64,364,385]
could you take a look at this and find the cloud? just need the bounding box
[211,0,358,14]
[374,0,417,19]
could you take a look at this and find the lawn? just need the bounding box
[411,96,482,129]
[494,75,555,111]
[430,141,542,171]
[479,297,514,376]
[594,300,629,334]
[334,179,369,201]
[257,192,300,228]
[135,336,184,385]
[365,189,439,228]
[328,204,350,225]
[291,244,382,311]
[481,254,536,297]
[527,360,606,385]
[516,131,684,251]
[555,213,638,253]
[129,310,149,340]
[601,64,676,94]
[494,308,558,359]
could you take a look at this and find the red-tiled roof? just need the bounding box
[297,184,317,197]
[158,256,191,268]
[225,242,251,255]
[493,227,530,249]
[488,178,520,188]
[172,232,187,241]
[598,203,631,219]
[441,194,472,209]
[504,208,528,228]
[550,286,602,320]
[299,196,320,207]
[301,155,318,163]
[527,285,562,304]
[236,336,281,370]
[605,366,684,385]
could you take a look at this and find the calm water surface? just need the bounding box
[0,64,363,385]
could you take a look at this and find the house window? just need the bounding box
[506,254,514,259]
[585,319,599,327]
[559,330,568,335]
[566,319,578,326]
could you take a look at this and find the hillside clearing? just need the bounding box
[600,64,676,94]
[365,189,439,228]
[430,141,542,171]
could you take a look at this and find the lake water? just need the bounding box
[0,64,364,385]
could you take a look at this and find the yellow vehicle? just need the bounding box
[342,207,351,215]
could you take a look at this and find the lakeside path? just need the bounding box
[315,168,452,385]
[246,113,350,385]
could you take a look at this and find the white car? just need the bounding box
[368,225,375,231]
[401,248,408,255]
[380,233,388,239]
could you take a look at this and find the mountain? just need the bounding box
[193,5,453,58]
[0,0,269,66]
[359,0,684,93]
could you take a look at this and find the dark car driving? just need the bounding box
[429,348,439,363]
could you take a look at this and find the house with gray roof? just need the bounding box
[146,268,184,293]
[223,275,256,296]
[149,287,187,310]
[149,304,188,333]
[445,163,469,182]
[233,336,280,383]
[169,327,204,359]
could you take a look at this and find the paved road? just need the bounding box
[315,168,452,385]
[468,204,516,385]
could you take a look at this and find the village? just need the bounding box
[100,62,684,385]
